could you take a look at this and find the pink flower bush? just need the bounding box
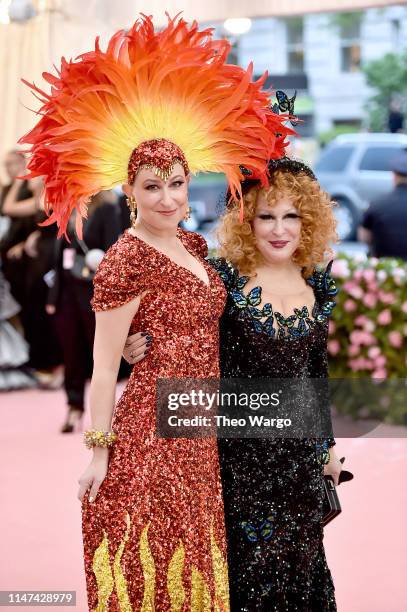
[367,346,381,359]
[378,291,396,305]
[349,330,376,346]
[377,309,392,325]
[374,355,386,368]
[363,293,377,308]
[349,357,374,371]
[344,299,357,312]
[388,331,403,348]
[328,254,406,422]
[363,269,376,283]
[354,316,376,333]
[331,259,350,278]
[348,285,363,300]
[328,340,340,355]
[371,369,387,379]
[364,320,375,332]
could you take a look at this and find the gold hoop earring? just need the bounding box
[126,196,137,229]
[184,206,191,221]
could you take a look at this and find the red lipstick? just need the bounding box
[270,241,289,248]
[157,210,177,216]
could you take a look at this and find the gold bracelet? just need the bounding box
[83,429,117,449]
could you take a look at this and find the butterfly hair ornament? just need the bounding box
[226,89,317,205]
[232,156,317,204]
[272,89,299,127]
[18,13,294,237]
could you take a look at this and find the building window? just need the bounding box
[391,19,401,50]
[359,147,404,172]
[339,18,361,72]
[315,146,355,173]
[286,17,304,73]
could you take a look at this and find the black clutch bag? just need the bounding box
[322,457,354,527]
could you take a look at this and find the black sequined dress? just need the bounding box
[209,257,338,612]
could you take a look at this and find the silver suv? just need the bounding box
[314,133,407,240]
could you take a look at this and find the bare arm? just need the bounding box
[78,293,142,503]
[2,181,39,217]
[90,295,142,430]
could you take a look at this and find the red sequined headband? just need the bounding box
[127,139,190,184]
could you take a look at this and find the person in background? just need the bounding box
[1,173,62,386]
[358,150,407,260]
[388,98,404,134]
[46,190,122,432]
[0,150,35,309]
[0,266,36,390]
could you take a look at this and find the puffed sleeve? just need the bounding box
[91,239,146,312]
[179,229,208,258]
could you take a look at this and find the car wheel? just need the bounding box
[333,197,359,241]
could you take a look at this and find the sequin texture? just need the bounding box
[82,229,229,610]
[210,256,338,612]
[127,139,190,184]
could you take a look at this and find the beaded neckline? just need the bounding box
[215,259,337,340]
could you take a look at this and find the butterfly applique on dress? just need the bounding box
[240,515,275,543]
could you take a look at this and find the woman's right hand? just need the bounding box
[123,331,152,364]
[77,450,109,503]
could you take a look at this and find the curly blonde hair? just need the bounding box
[216,169,338,278]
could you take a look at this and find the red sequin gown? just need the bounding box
[81,228,229,611]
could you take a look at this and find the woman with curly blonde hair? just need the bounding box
[211,158,342,611]
[125,157,343,610]
[217,163,337,278]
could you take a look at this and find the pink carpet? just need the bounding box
[1,387,406,611]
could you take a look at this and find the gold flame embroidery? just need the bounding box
[167,540,186,610]
[91,515,229,611]
[92,531,114,611]
[140,523,156,611]
[191,567,211,611]
[113,512,132,611]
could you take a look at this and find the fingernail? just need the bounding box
[146,334,153,340]
[141,332,148,337]
[146,340,152,346]
[144,349,150,355]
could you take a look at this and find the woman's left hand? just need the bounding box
[323,447,342,486]
[123,331,152,364]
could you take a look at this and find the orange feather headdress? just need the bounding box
[19,13,293,237]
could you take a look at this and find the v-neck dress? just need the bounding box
[81,229,229,611]
[209,257,338,612]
